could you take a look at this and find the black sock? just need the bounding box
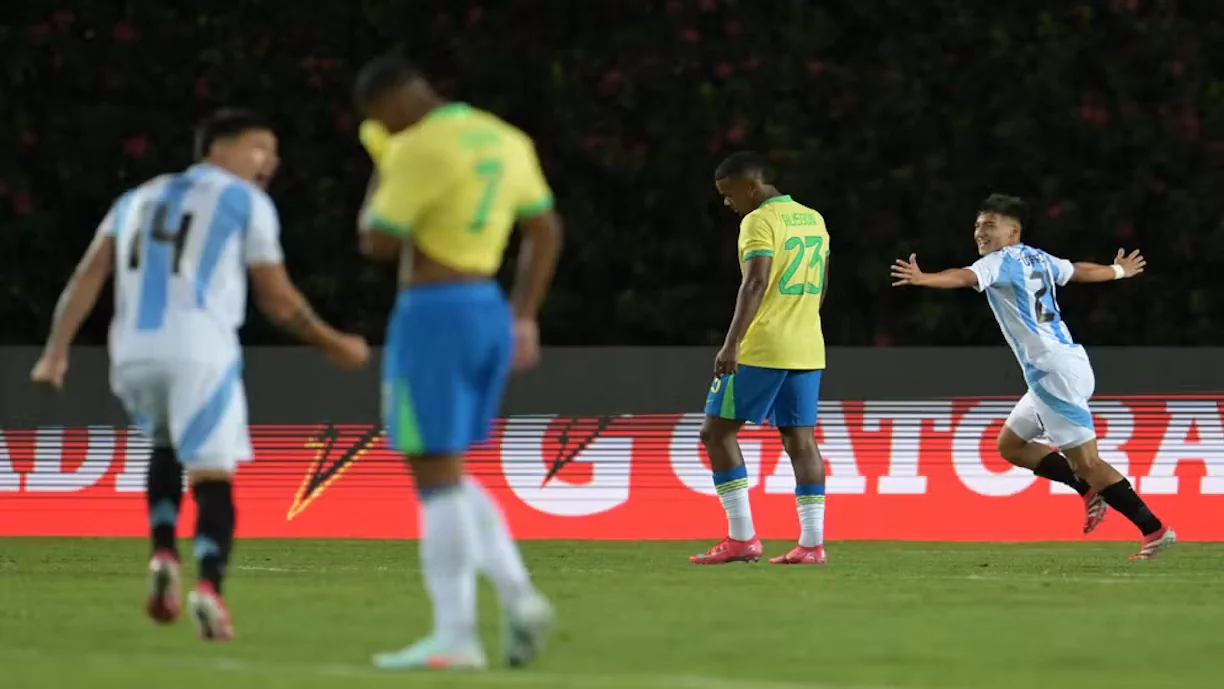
[1098,479,1163,536]
[1033,452,1090,496]
[192,480,236,594]
[145,447,183,557]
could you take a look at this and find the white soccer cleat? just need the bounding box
[145,550,181,624]
[187,582,234,641]
[1130,526,1177,560]
[372,636,488,671]
[504,592,554,669]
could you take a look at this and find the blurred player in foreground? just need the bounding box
[693,152,831,566]
[30,109,370,639]
[890,193,1175,559]
[354,55,564,671]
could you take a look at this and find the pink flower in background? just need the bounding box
[1168,61,1185,78]
[27,23,52,40]
[742,56,762,71]
[1147,175,1167,194]
[699,0,716,10]
[0,182,9,197]
[681,27,700,43]
[1046,204,1062,219]
[21,130,37,147]
[1115,221,1134,241]
[112,22,139,43]
[467,6,484,25]
[706,135,723,154]
[725,124,745,143]
[874,331,895,347]
[723,20,740,38]
[807,60,825,77]
[195,76,212,100]
[665,0,681,14]
[714,63,734,78]
[123,135,149,159]
[13,193,33,216]
[52,11,74,26]
[598,69,622,95]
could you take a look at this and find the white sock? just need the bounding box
[419,485,479,645]
[462,478,534,605]
[713,466,755,541]
[795,484,826,547]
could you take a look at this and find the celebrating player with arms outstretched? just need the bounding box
[354,55,563,671]
[29,109,370,640]
[692,152,831,566]
[890,193,1175,559]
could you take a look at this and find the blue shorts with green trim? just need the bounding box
[382,281,512,455]
[704,365,822,427]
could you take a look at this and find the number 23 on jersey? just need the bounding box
[779,235,826,295]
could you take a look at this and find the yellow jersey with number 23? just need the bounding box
[737,194,829,370]
[363,103,554,276]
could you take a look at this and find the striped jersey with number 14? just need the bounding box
[737,195,830,370]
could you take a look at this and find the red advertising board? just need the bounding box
[2,397,1222,540]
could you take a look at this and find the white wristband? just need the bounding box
[1111,264,1125,280]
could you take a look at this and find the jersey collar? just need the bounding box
[424,102,473,122]
[759,194,792,207]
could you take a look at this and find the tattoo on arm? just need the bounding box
[279,301,319,338]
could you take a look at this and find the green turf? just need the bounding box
[2,538,1223,689]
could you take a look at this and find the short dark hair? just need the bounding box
[194,108,271,159]
[714,151,773,183]
[978,193,1029,227]
[353,54,421,110]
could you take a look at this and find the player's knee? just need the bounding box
[779,428,816,456]
[699,420,734,449]
[995,430,1026,463]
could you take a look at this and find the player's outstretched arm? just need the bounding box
[1070,248,1146,283]
[248,264,369,370]
[890,254,977,289]
[30,233,116,389]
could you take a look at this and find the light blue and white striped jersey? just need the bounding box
[97,164,283,365]
[967,243,1086,381]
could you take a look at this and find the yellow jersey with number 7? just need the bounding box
[363,103,554,275]
[737,194,829,370]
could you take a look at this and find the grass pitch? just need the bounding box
[2,538,1222,688]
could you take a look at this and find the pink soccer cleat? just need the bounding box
[1082,489,1108,534]
[690,537,763,564]
[187,582,234,641]
[1130,526,1177,561]
[146,549,181,624]
[769,544,828,565]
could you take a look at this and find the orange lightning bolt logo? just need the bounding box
[286,423,383,520]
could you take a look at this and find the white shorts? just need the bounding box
[1005,356,1097,450]
[110,358,252,472]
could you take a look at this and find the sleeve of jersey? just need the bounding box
[244,191,285,265]
[358,119,390,164]
[966,253,1003,292]
[515,140,555,219]
[364,142,453,236]
[1046,253,1075,286]
[738,214,774,262]
[96,191,138,238]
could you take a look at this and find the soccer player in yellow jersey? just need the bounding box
[352,55,563,672]
[692,152,831,566]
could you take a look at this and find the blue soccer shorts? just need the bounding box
[704,365,823,427]
[382,280,513,456]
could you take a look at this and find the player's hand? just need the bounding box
[512,318,541,371]
[1114,248,1146,278]
[30,351,68,391]
[327,333,370,370]
[890,254,926,287]
[714,342,739,376]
